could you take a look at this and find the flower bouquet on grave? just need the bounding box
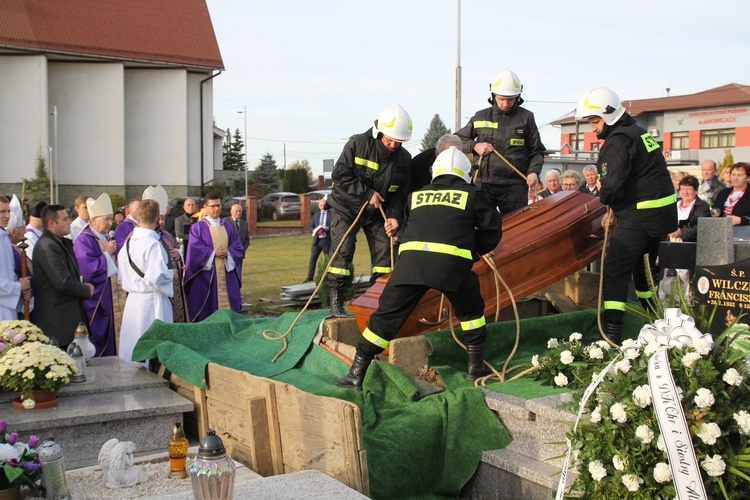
[0,338,76,409]
[534,301,750,498]
[0,320,50,356]
[0,421,41,495]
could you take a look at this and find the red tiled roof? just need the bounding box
[555,83,750,125]
[0,0,223,70]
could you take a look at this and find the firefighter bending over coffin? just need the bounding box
[326,104,413,316]
[337,147,503,390]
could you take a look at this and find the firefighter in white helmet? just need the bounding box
[456,69,545,214]
[326,104,414,316]
[575,87,676,344]
[337,147,503,390]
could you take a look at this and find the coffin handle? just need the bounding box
[418,307,449,326]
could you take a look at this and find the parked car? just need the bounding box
[169,197,204,218]
[220,196,247,219]
[308,189,331,214]
[258,192,301,221]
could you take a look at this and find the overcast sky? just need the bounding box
[206,0,750,177]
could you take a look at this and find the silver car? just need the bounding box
[259,192,301,221]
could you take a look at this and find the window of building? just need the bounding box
[671,131,689,150]
[701,129,735,149]
[591,143,600,152]
[571,133,584,150]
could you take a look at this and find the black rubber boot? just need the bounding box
[329,282,350,317]
[466,344,491,381]
[336,353,373,391]
[603,322,622,346]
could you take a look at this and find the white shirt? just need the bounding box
[67,217,88,242]
[117,227,173,364]
[23,225,43,258]
[0,228,22,320]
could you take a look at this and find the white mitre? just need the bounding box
[142,185,168,216]
[8,194,24,229]
[87,193,113,218]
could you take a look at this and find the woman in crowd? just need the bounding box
[720,165,733,187]
[669,175,711,242]
[713,162,750,225]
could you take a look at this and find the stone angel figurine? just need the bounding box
[98,439,149,488]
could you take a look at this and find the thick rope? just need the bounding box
[377,205,395,270]
[262,201,370,363]
[595,207,619,348]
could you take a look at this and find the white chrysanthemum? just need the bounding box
[591,371,599,382]
[635,424,654,444]
[653,462,672,483]
[692,337,712,356]
[547,338,559,348]
[590,406,602,423]
[632,385,652,408]
[610,402,628,423]
[560,350,574,365]
[588,460,607,482]
[733,410,750,435]
[531,355,540,367]
[596,340,611,351]
[621,473,643,492]
[554,372,568,387]
[588,346,604,360]
[644,341,661,357]
[694,388,715,408]
[621,338,638,349]
[612,455,626,471]
[569,332,583,343]
[682,352,701,368]
[614,359,631,375]
[697,422,722,445]
[656,434,666,451]
[723,368,744,387]
[624,346,640,360]
[701,455,726,477]
[22,398,36,409]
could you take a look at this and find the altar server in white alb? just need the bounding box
[117,197,173,365]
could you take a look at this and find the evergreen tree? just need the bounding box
[420,114,451,151]
[223,128,246,171]
[282,160,313,192]
[23,154,51,204]
[253,153,281,194]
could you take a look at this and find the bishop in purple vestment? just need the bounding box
[183,195,244,322]
[73,194,117,356]
[114,199,140,251]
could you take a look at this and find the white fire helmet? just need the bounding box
[575,87,626,126]
[489,69,522,97]
[372,104,413,142]
[431,146,472,183]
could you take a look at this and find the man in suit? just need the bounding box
[538,169,562,198]
[305,197,331,282]
[579,164,601,197]
[175,197,198,256]
[31,204,93,348]
[223,204,249,279]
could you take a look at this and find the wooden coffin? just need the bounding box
[348,190,607,338]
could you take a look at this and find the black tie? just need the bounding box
[235,219,240,231]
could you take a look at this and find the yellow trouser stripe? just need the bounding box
[372,266,392,274]
[636,193,676,209]
[636,289,654,299]
[328,266,351,276]
[363,327,389,349]
[461,316,486,331]
[354,157,379,171]
[399,241,473,260]
[604,301,626,311]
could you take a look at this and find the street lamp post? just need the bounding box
[238,106,248,198]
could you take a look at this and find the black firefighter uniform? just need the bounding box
[326,129,412,284]
[357,174,503,359]
[598,113,677,332]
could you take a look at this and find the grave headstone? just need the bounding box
[694,258,750,334]
[696,217,733,266]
